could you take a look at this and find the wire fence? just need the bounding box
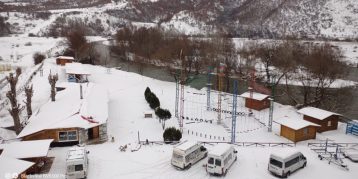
[139,140,296,147]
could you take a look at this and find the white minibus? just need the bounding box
[171,141,208,169]
[206,143,237,176]
[268,149,307,177]
[66,147,89,179]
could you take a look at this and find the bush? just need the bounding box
[33,52,46,65]
[24,42,32,46]
[144,87,160,109]
[148,93,160,109]
[155,108,171,120]
[144,87,151,100]
[163,127,182,142]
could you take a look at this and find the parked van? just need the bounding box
[171,141,207,169]
[66,147,89,179]
[206,143,237,176]
[268,149,307,177]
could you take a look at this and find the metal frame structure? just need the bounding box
[231,79,238,143]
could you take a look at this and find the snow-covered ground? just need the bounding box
[0,3,357,178]
[3,59,355,179]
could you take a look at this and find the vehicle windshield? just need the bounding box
[208,157,214,164]
[67,165,75,173]
[75,164,83,171]
[270,158,283,168]
[172,152,183,161]
[215,159,221,166]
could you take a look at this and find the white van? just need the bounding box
[206,143,237,176]
[268,149,307,177]
[171,141,208,169]
[66,147,89,179]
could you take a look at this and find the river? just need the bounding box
[94,40,358,120]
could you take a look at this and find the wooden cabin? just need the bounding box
[18,83,109,147]
[0,139,53,174]
[65,63,90,83]
[240,92,270,111]
[0,156,34,179]
[298,107,341,133]
[275,117,319,143]
[56,56,74,66]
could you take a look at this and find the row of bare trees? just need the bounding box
[239,39,347,110]
[5,65,59,135]
[112,27,349,112]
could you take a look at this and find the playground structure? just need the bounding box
[173,63,273,143]
[308,139,358,170]
[346,121,358,136]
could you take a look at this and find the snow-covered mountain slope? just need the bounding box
[1,0,357,39]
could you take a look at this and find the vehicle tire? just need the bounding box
[223,169,228,176]
[286,171,291,177]
[188,163,192,169]
[235,156,237,161]
[303,162,307,168]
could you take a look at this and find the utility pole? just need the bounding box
[231,79,238,143]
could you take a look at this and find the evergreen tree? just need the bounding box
[163,127,182,142]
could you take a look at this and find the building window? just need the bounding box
[303,128,308,136]
[58,131,78,142]
[328,120,332,127]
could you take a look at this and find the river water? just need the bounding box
[94,41,358,119]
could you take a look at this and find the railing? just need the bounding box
[308,142,358,148]
[139,140,295,147]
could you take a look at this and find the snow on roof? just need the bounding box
[1,139,53,159]
[18,82,108,138]
[297,107,341,120]
[57,56,74,60]
[65,63,91,75]
[175,141,198,151]
[271,148,300,160]
[0,156,34,177]
[209,143,232,156]
[274,117,319,130]
[67,147,86,161]
[240,92,269,101]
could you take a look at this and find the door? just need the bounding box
[88,128,94,140]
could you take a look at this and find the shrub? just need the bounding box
[24,42,32,46]
[155,108,171,120]
[33,52,46,65]
[163,127,182,142]
[144,87,151,100]
[144,87,160,109]
[148,93,160,109]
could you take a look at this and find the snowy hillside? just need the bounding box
[1,0,357,39]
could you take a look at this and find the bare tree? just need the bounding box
[24,85,33,119]
[48,74,58,102]
[5,69,22,134]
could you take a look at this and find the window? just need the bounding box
[58,131,77,142]
[303,128,308,136]
[208,158,214,164]
[67,165,75,172]
[285,157,299,168]
[75,164,83,171]
[328,120,332,127]
[270,158,283,168]
[68,131,77,140]
[172,153,183,161]
[215,159,221,166]
[59,132,68,141]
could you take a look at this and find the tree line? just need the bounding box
[111,27,350,112]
